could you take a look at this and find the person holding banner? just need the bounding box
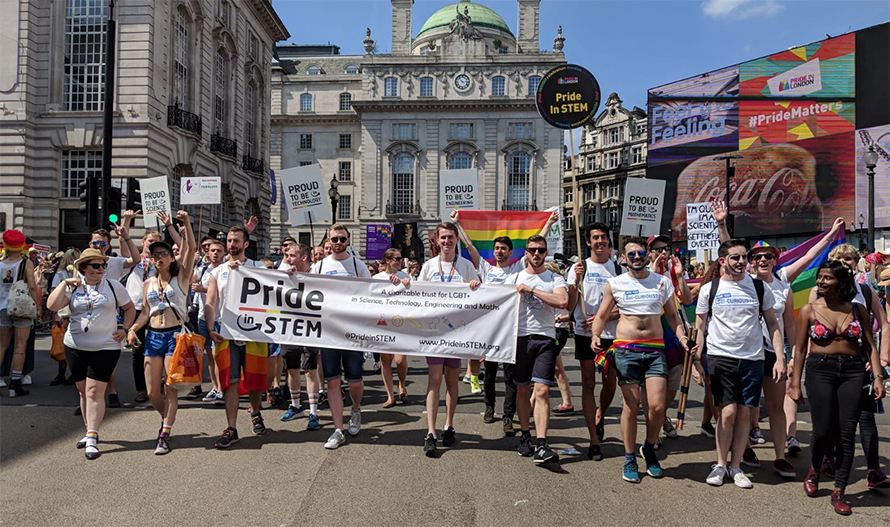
[310,224,372,450]
[419,222,481,457]
[372,248,411,408]
[126,210,196,455]
[589,236,690,483]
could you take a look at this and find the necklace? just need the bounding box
[438,254,458,282]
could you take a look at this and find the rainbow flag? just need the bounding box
[776,226,846,313]
[458,211,552,265]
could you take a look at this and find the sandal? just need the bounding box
[382,399,397,409]
[553,404,575,413]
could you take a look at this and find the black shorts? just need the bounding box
[514,335,559,387]
[709,356,764,408]
[64,346,120,383]
[574,334,614,362]
[282,345,319,371]
[555,328,571,354]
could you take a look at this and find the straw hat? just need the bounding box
[878,267,890,287]
[73,248,109,270]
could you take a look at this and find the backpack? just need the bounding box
[569,258,622,323]
[703,277,766,353]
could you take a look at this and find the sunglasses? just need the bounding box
[90,241,108,248]
[152,251,170,259]
[201,243,211,248]
[330,236,348,244]
[526,247,548,255]
[649,246,668,253]
[389,256,404,261]
[627,250,647,260]
[85,262,107,270]
[752,253,775,261]
[727,254,747,262]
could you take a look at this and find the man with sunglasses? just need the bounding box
[309,224,372,450]
[277,236,297,272]
[694,239,785,489]
[589,236,688,483]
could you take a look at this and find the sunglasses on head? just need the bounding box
[752,253,775,261]
[85,262,107,270]
[330,236,348,244]
[152,251,170,259]
[727,254,747,262]
[90,241,108,248]
[627,250,647,260]
[649,246,668,253]
[526,247,547,255]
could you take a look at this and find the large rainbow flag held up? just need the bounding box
[775,225,846,314]
[458,211,552,265]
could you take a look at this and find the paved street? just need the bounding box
[1,335,888,526]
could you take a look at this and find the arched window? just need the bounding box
[345,64,360,75]
[306,64,321,75]
[450,152,472,169]
[172,7,190,109]
[300,93,313,112]
[245,81,257,157]
[507,151,530,211]
[392,153,414,214]
[339,92,352,111]
[214,49,228,135]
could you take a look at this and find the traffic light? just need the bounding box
[126,177,141,211]
[105,185,122,227]
[79,177,99,229]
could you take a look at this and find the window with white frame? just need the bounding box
[564,187,573,203]
[632,146,642,165]
[245,81,257,156]
[385,77,398,97]
[492,76,505,96]
[300,93,312,112]
[339,134,352,149]
[61,150,101,198]
[609,128,618,145]
[214,49,228,134]
[635,123,645,136]
[584,185,596,202]
[249,35,258,61]
[507,151,530,210]
[171,7,190,109]
[608,207,620,226]
[170,167,184,211]
[591,135,597,147]
[392,123,416,140]
[339,93,352,111]
[339,161,352,182]
[338,195,351,220]
[585,206,596,226]
[420,77,434,97]
[63,0,108,111]
[449,123,474,140]
[300,134,312,149]
[344,64,359,75]
[306,64,321,75]
[608,152,619,169]
[527,76,541,95]
[392,153,414,214]
[586,157,595,171]
[449,152,472,169]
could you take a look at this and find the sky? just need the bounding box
[271,0,889,112]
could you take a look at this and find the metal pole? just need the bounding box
[568,131,582,259]
[868,165,875,251]
[100,1,116,228]
[308,210,315,247]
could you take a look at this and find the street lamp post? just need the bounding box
[714,154,742,237]
[863,133,889,251]
[858,213,865,250]
[328,173,340,223]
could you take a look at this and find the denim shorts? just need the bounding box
[196,319,219,350]
[614,348,668,386]
[321,347,364,383]
[0,309,32,329]
[710,356,764,407]
[144,327,181,358]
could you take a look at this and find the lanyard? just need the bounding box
[438,254,458,283]
[82,280,102,326]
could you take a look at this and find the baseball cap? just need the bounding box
[647,234,670,247]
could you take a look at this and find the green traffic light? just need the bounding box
[108,214,119,223]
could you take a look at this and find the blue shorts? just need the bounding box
[321,347,363,383]
[614,347,668,386]
[709,356,764,408]
[196,319,219,350]
[144,327,181,358]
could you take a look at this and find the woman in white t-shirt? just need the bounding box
[47,248,135,460]
[372,248,412,407]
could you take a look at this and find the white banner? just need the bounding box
[180,176,221,205]
[685,202,720,251]
[140,176,171,221]
[620,178,665,237]
[221,267,520,363]
[545,205,563,256]
[439,168,478,218]
[280,164,331,227]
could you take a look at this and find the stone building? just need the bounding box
[562,92,647,256]
[0,0,288,253]
[270,0,567,257]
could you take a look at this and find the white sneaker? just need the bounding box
[324,429,346,449]
[202,389,218,402]
[22,374,32,386]
[730,467,753,489]
[786,436,802,454]
[663,416,679,439]
[347,409,361,436]
[707,464,727,486]
[0,378,6,388]
[214,391,225,406]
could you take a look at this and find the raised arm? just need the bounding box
[450,210,480,268]
[539,211,558,237]
[782,218,845,283]
[157,210,183,247]
[710,199,731,243]
[175,210,196,285]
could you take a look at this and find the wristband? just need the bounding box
[122,237,130,242]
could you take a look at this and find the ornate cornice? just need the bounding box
[351,99,536,114]
[271,113,361,125]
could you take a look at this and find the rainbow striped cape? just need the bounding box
[458,211,552,265]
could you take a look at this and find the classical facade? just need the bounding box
[562,92,647,256]
[270,0,567,256]
[0,0,288,253]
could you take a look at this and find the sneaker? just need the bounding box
[187,385,203,399]
[154,435,170,455]
[251,412,267,435]
[623,458,641,483]
[317,390,327,406]
[214,390,225,406]
[774,458,796,479]
[639,444,663,478]
[9,379,28,397]
[517,434,533,457]
[701,422,716,438]
[587,444,603,461]
[483,406,495,424]
[470,376,482,395]
[821,457,837,478]
[663,416,678,439]
[786,436,802,454]
[462,375,471,384]
[534,442,559,465]
[373,361,381,372]
[707,464,728,486]
[423,433,438,457]
[76,435,90,449]
[651,436,664,450]
[134,390,149,403]
[749,427,766,445]
[202,389,218,402]
[502,417,516,437]
[347,409,361,436]
[21,374,32,386]
[107,393,121,408]
[596,420,605,442]
[306,414,320,431]
[867,468,890,489]
[730,466,753,489]
[443,426,456,447]
[50,373,67,386]
[324,429,346,449]
[280,405,304,421]
[742,447,761,468]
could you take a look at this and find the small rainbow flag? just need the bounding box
[458,211,552,265]
[776,226,846,314]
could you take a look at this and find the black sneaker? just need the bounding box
[186,385,203,399]
[251,412,267,436]
[587,444,603,461]
[423,433,438,457]
[534,442,559,465]
[742,447,761,468]
[215,427,240,448]
[107,393,121,408]
[483,407,495,424]
[442,426,456,447]
[596,420,605,442]
[517,434,533,457]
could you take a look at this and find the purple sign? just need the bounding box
[365,224,392,261]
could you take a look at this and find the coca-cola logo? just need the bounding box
[692,167,820,220]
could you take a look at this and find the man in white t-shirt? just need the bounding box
[418,222,481,457]
[277,236,297,272]
[695,239,785,489]
[508,235,568,465]
[205,226,265,449]
[590,236,688,484]
[309,224,372,450]
[191,238,225,404]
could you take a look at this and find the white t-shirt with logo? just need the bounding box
[196,264,219,320]
[209,259,261,316]
[761,268,790,353]
[125,257,156,310]
[569,258,621,339]
[419,255,478,283]
[310,255,371,278]
[697,275,776,361]
[608,272,675,316]
[509,270,566,339]
[373,270,411,281]
[478,259,524,284]
[63,279,131,351]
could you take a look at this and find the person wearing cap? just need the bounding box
[126,211,196,455]
[0,230,41,397]
[277,236,297,272]
[47,247,135,459]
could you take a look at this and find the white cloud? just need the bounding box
[701,0,784,19]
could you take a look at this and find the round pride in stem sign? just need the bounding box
[536,64,601,130]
